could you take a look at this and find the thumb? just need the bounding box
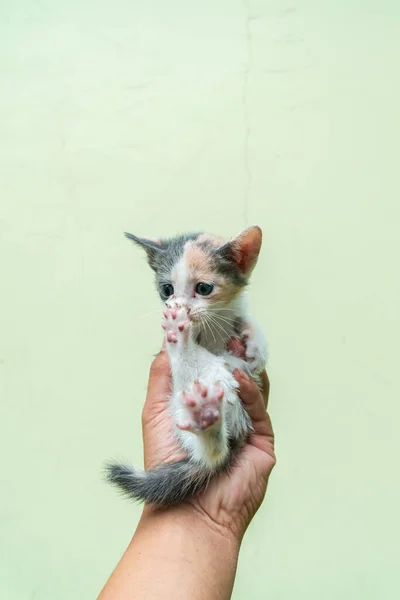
[142,345,171,424]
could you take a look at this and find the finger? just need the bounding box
[234,369,271,437]
[227,337,246,358]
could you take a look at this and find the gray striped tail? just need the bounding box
[105,459,221,506]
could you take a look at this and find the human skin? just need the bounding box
[98,339,275,600]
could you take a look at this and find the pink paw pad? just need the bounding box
[162,304,190,344]
[177,381,224,432]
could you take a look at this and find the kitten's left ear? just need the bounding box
[217,225,262,276]
[124,232,163,271]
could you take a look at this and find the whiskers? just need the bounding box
[139,309,159,320]
[197,309,238,345]
[137,302,163,320]
[199,313,216,344]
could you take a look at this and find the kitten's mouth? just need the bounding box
[190,311,209,326]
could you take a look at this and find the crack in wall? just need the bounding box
[242,0,253,226]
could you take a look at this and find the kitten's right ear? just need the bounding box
[124,232,163,271]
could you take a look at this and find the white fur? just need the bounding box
[165,257,267,468]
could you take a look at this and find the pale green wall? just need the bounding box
[1,1,399,598]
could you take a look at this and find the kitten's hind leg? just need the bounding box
[176,380,224,432]
[175,379,228,466]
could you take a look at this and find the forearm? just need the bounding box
[98,505,240,600]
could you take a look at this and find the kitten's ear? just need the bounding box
[217,226,262,276]
[124,232,163,271]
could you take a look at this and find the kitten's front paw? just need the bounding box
[242,330,267,374]
[176,381,224,432]
[162,304,191,345]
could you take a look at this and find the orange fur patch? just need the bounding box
[185,244,214,282]
[184,242,243,303]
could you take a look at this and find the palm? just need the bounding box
[142,348,275,539]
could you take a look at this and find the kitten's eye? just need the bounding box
[161,283,174,298]
[195,282,214,296]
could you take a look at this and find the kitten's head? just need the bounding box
[125,226,262,319]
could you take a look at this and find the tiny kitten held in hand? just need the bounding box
[106,226,268,506]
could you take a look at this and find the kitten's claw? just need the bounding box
[176,381,224,432]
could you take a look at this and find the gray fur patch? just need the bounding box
[125,231,203,299]
[154,232,202,283]
[213,243,247,287]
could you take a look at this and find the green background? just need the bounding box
[1,1,399,598]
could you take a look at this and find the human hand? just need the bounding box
[141,340,276,543]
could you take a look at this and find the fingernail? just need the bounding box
[236,369,249,381]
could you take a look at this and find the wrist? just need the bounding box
[140,501,241,554]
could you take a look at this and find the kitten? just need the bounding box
[106,226,268,506]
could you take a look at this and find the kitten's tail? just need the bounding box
[105,459,225,506]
